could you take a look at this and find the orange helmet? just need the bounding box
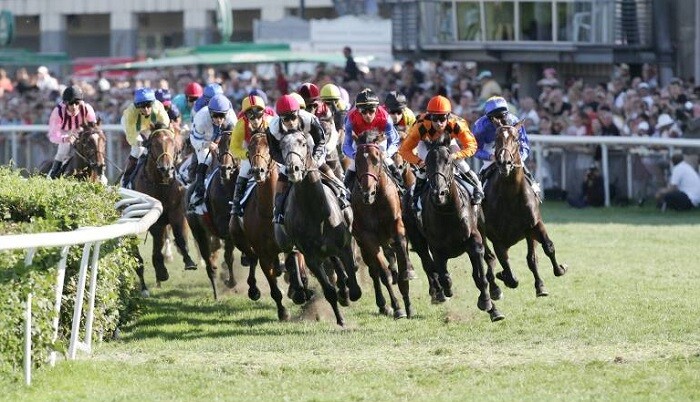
[426,95,452,114]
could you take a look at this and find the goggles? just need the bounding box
[246,108,264,119]
[281,112,298,122]
[135,101,154,109]
[360,107,377,115]
[210,112,227,119]
[430,114,448,123]
[187,96,198,103]
[68,100,81,106]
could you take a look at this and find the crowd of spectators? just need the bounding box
[1,59,699,203]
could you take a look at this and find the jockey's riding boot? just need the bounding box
[524,166,542,197]
[48,160,62,180]
[387,163,405,191]
[343,169,356,195]
[191,163,208,206]
[272,193,284,224]
[462,169,484,205]
[231,176,248,217]
[412,177,426,214]
[121,156,138,187]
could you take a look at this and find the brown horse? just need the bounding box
[480,121,567,298]
[278,129,362,327]
[186,130,239,300]
[352,131,414,319]
[401,136,503,322]
[132,126,197,292]
[61,121,107,183]
[229,132,308,321]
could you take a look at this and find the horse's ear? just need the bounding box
[514,119,526,131]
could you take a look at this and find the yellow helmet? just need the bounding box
[320,83,341,100]
[289,92,306,109]
[241,95,265,113]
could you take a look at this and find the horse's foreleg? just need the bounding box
[171,216,197,270]
[526,236,547,297]
[494,243,519,289]
[223,237,236,288]
[132,242,149,297]
[162,226,174,262]
[533,222,568,277]
[357,236,392,317]
[339,243,362,302]
[404,225,441,303]
[246,254,261,301]
[482,238,502,300]
[382,247,398,284]
[260,256,290,321]
[466,233,493,313]
[286,252,312,304]
[433,255,452,299]
[308,259,345,327]
[391,231,414,318]
[150,225,168,285]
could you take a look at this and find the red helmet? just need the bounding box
[185,82,203,98]
[297,83,320,103]
[276,95,300,115]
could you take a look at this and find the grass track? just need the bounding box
[2,202,700,401]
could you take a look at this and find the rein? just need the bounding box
[356,142,382,185]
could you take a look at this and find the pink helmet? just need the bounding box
[275,95,300,115]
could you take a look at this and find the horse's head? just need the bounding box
[74,123,107,180]
[248,132,274,183]
[354,129,385,205]
[494,120,524,176]
[217,129,238,181]
[425,140,454,206]
[279,129,311,183]
[147,126,177,183]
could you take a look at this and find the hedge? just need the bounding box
[0,168,141,379]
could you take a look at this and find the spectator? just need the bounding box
[36,66,60,93]
[518,96,540,132]
[654,113,682,138]
[476,70,502,102]
[0,68,13,96]
[343,46,360,83]
[274,63,289,95]
[655,153,700,211]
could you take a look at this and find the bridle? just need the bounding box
[356,142,382,186]
[495,126,523,168]
[248,132,275,179]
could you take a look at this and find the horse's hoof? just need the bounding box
[240,254,251,267]
[443,286,453,298]
[432,291,447,304]
[248,287,261,301]
[489,308,506,322]
[349,286,362,302]
[291,291,306,305]
[184,260,197,271]
[477,296,493,312]
[496,271,518,288]
[225,278,236,288]
[406,306,416,318]
[536,288,549,297]
[394,309,407,319]
[279,309,291,321]
[490,286,503,301]
[401,269,418,281]
[156,270,169,282]
[156,281,162,289]
[338,294,350,307]
[379,306,392,316]
[554,264,568,277]
[140,289,150,298]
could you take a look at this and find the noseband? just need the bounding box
[356,143,381,185]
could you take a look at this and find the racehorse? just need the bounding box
[480,121,567,298]
[132,125,197,292]
[351,130,414,319]
[402,135,504,322]
[229,132,306,321]
[278,129,362,326]
[186,130,238,300]
[61,121,107,183]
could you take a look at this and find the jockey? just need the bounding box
[297,82,321,114]
[472,96,535,191]
[192,83,223,118]
[342,88,402,191]
[398,95,484,207]
[47,85,98,179]
[319,83,349,144]
[267,94,344,225]
[315,101,344,180]
[171,82,203,125]
[120,87,170,187]
[230,94,272,217]
[384,91,416,134]
[189,93,238,206]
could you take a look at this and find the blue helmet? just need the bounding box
[208,94,231,114]
[154,88,171,104]
[484,96,509,116]
[134,88,156,105]
[167,103,181,121]
[203,83,223,99]
[249,88,268,104]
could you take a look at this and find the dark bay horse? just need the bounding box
[62,122,107,183]
[132,127,197,292]
[278,129,362,327]
[352,130,414,319]
[402,136,503,322]
[186,130,238,300]
[480,121,567,297]
[229,132,307,321]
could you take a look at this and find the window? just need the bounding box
[519,2,552,41]
[484,1,514,41]
[457,2,481,41]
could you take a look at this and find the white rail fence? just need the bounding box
[0,188,162,386]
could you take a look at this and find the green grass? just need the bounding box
[2,202,700,401]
